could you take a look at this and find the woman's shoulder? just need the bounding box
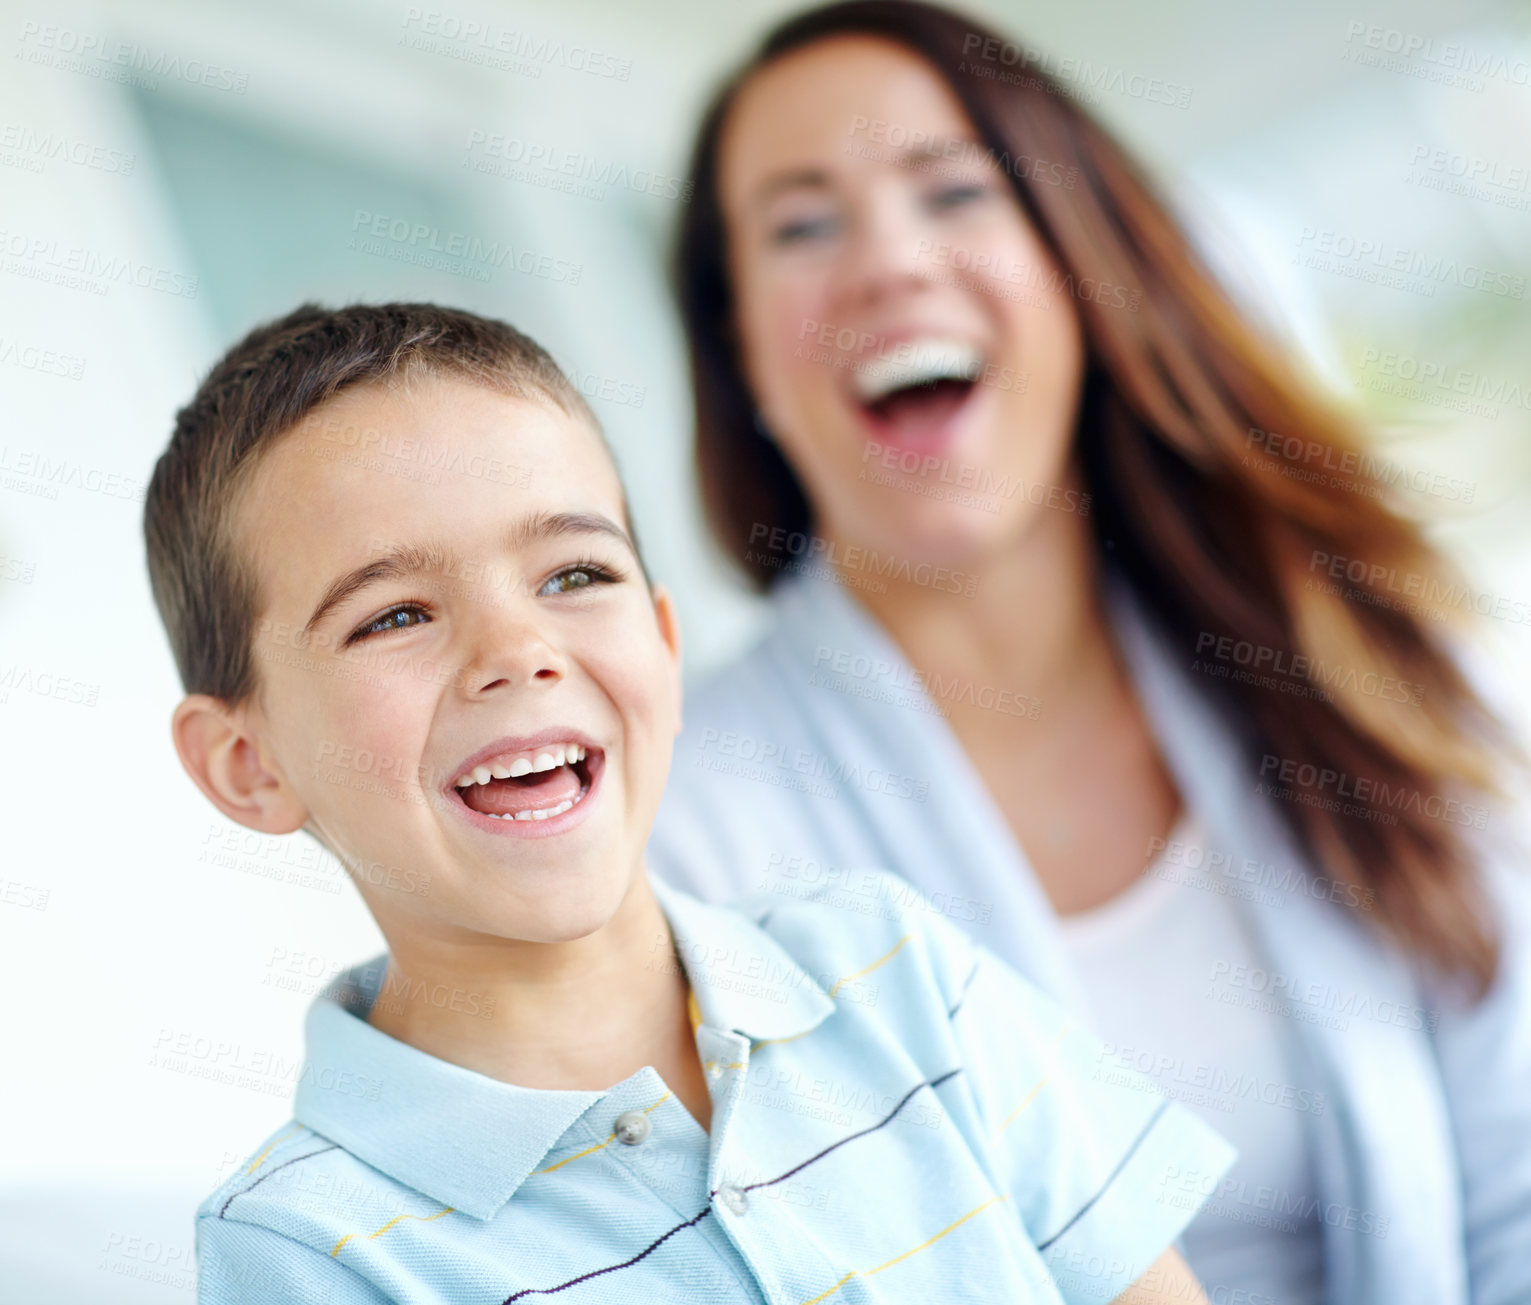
[677,570,905,737]
[681,633,799,738]
[652,593,835,900]
[668,583,852,789]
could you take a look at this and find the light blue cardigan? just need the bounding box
[648,567,1531,1305]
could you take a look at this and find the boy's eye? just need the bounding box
[347,603,431,645]
[538,562,621,597]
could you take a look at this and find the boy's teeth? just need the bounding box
[454,743,587,788]
[483,795,578,821]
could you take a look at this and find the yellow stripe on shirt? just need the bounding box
[757,935,916,1050]
[797,1194,1011,1304]
[998,1024,1073,1135]
[533,1090,673,1175]
[829,933,912,997]
[331,1203,454,1258]
[244,1123,305,1175]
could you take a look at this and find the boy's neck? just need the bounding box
[364,868,698,1098]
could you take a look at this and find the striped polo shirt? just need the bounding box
[196,869,1235,1303]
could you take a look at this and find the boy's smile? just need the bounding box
[448,729,601,832]
[220,372,683,949]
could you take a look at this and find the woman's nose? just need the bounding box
[831,190,935,313]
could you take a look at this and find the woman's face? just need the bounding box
[718,35,1089,568]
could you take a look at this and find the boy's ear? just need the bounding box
[171,694,309,835]
[650,584,684,736]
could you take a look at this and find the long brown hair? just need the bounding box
[673,0,1515,991]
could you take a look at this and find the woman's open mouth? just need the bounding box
[448,739,602,834]
[850,337,983,447]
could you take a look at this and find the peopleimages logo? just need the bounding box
[1193,631,1423,706]
[400,8,633,81]
[1356,347,1531,414]
[1342,20,1530,89]
[1257,754,1487,829]
[1307,550,1531,627]
[959,33,1193,108]
[746,523,979,597]
[0,125,136,175]
[1293,228,1524,298]
[16,21,251,93]
[847,116,1079,189]
[911,242,1141,311]
[1247,427,1476,503]
[0,227,200,298]
[462,131,693,202]
[348,210,581,284]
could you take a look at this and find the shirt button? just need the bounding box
[706,1063,724,1081]
[613,1111,652,1146]
[717,1183,749,1216]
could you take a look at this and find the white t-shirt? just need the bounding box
[1058,814,1326,1305]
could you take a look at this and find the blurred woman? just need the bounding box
[648,3,1531,1303]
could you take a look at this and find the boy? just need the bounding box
[147,303,1234,1303]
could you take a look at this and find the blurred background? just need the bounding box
[2,0,1528,1298]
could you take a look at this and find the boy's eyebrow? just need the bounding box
[300,510,635,639]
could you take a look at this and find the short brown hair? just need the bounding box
[144,301,621,706]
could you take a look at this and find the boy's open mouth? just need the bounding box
[450,742,598,822]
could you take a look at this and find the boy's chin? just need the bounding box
[464,858,643,945]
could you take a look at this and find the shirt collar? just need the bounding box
[294,876,833,1220]
[648,872,835,1041]
[770,563,1253,835]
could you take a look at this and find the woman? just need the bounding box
[647,4,1531,1304]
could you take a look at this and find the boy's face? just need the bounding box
[225,373,680,946]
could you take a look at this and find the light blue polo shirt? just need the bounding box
[196,870,1236,1303]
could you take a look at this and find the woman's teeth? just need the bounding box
[850,338,983,404]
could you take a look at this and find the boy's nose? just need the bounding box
[460,613,567,696]
[469,662,562,694]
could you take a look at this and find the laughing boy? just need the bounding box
[145,302,1233,1303]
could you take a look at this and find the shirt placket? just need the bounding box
[590,1064,769,1302]
[696,1026,816,1305]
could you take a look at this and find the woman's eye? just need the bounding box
[539,564,618,597]
[348,603,431,644]
[929,183,989,211]
[771,214,840,246]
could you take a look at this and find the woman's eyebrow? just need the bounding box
[894,136,990,168]
[750,167,834,209]
[301,512,634,638]
[748,138,991,208]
